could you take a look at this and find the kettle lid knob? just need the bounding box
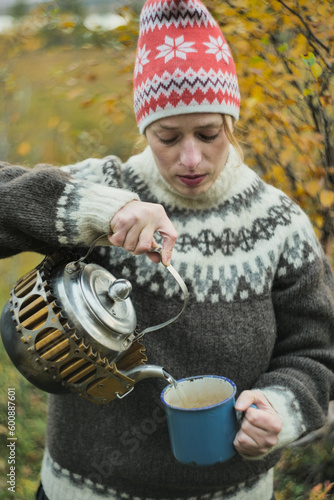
[108,279,132,302]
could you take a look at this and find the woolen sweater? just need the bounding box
[0,145,333,500]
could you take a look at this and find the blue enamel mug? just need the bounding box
[161,375,241,466]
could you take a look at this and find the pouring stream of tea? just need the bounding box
[163,369,191,408]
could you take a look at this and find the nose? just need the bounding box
[179,138,202,170]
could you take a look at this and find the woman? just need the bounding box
[0,1,333,499]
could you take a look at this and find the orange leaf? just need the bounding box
[305,180,321,197]
[62,21,75,29]
[17,142,31,156]
[320,94,333,106]
[272,165,286,184]
[320,190,334,208]
[311,63,323,78]
[313,214,324,229]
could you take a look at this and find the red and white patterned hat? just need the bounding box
[133,0,240,133]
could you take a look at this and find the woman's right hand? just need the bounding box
[108,200,177,266]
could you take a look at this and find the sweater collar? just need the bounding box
[125,144,259,211]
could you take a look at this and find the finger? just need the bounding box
[233,430,259,455]
[109,203,142,248]
[234,413,280,454]
[131,226,157,255]
[160,237,174,266]
[146,252,162,264]
[234,426,279,456]
[108,232,125,248]
[234,409,281,456]
[158,223,177,266]
[235,390,272,412]
[235,390,257,412]
[110,217,146,252]
[108,219,128,247]
[243,409,282,438]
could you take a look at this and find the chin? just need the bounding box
[175,185,210,198]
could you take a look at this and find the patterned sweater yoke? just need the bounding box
[120,146,327,305]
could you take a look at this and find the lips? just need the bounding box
[178,174,207,187]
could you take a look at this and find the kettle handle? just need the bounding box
[136,247,189,339]
[70,235,189,338]
[65,232,110,273]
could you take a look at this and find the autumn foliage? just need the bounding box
[207,0,334,258]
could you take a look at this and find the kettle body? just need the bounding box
[0,250,188,404]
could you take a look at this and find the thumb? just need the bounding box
[235,390,256,412]
[161,235,176,267]
[235,390,271,412]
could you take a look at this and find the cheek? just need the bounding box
[211,141,230,169]
[153,154,173,180]
[154,148,176,173]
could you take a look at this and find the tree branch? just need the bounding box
[277,0,330,53]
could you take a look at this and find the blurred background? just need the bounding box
[0,1,333,498]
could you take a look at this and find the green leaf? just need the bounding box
[301,52,316,67]
[278,43,288,52]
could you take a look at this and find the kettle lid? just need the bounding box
[80,263,137,336]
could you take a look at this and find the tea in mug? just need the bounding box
[165,376,233,409]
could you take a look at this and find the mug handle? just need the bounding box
[236,404,258,425]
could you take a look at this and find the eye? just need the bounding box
[198,132,219,142]
[158,136,178,145]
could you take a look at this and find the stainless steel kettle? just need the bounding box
[0,244,188,404]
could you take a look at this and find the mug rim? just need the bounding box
[160,374,236,412]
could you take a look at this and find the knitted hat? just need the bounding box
[133,0,240,134]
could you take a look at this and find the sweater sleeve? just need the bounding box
[0,156,139,258]
[253,213,334,453]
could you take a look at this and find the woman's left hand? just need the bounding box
[233,390,282,457]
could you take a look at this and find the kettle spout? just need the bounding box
[122,364,169,384]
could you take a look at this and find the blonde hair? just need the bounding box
[222,114,244,165]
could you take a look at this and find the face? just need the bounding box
[145,113,232,197]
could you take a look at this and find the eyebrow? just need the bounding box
[157,121,223,131]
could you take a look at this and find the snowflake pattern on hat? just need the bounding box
[133,0,240,133]
[135,44,151,76]
[156,35,197,62]
[204,36,231,63]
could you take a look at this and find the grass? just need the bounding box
[1,43,140,166]
[0,254,47,500]
[275,444,334,500]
